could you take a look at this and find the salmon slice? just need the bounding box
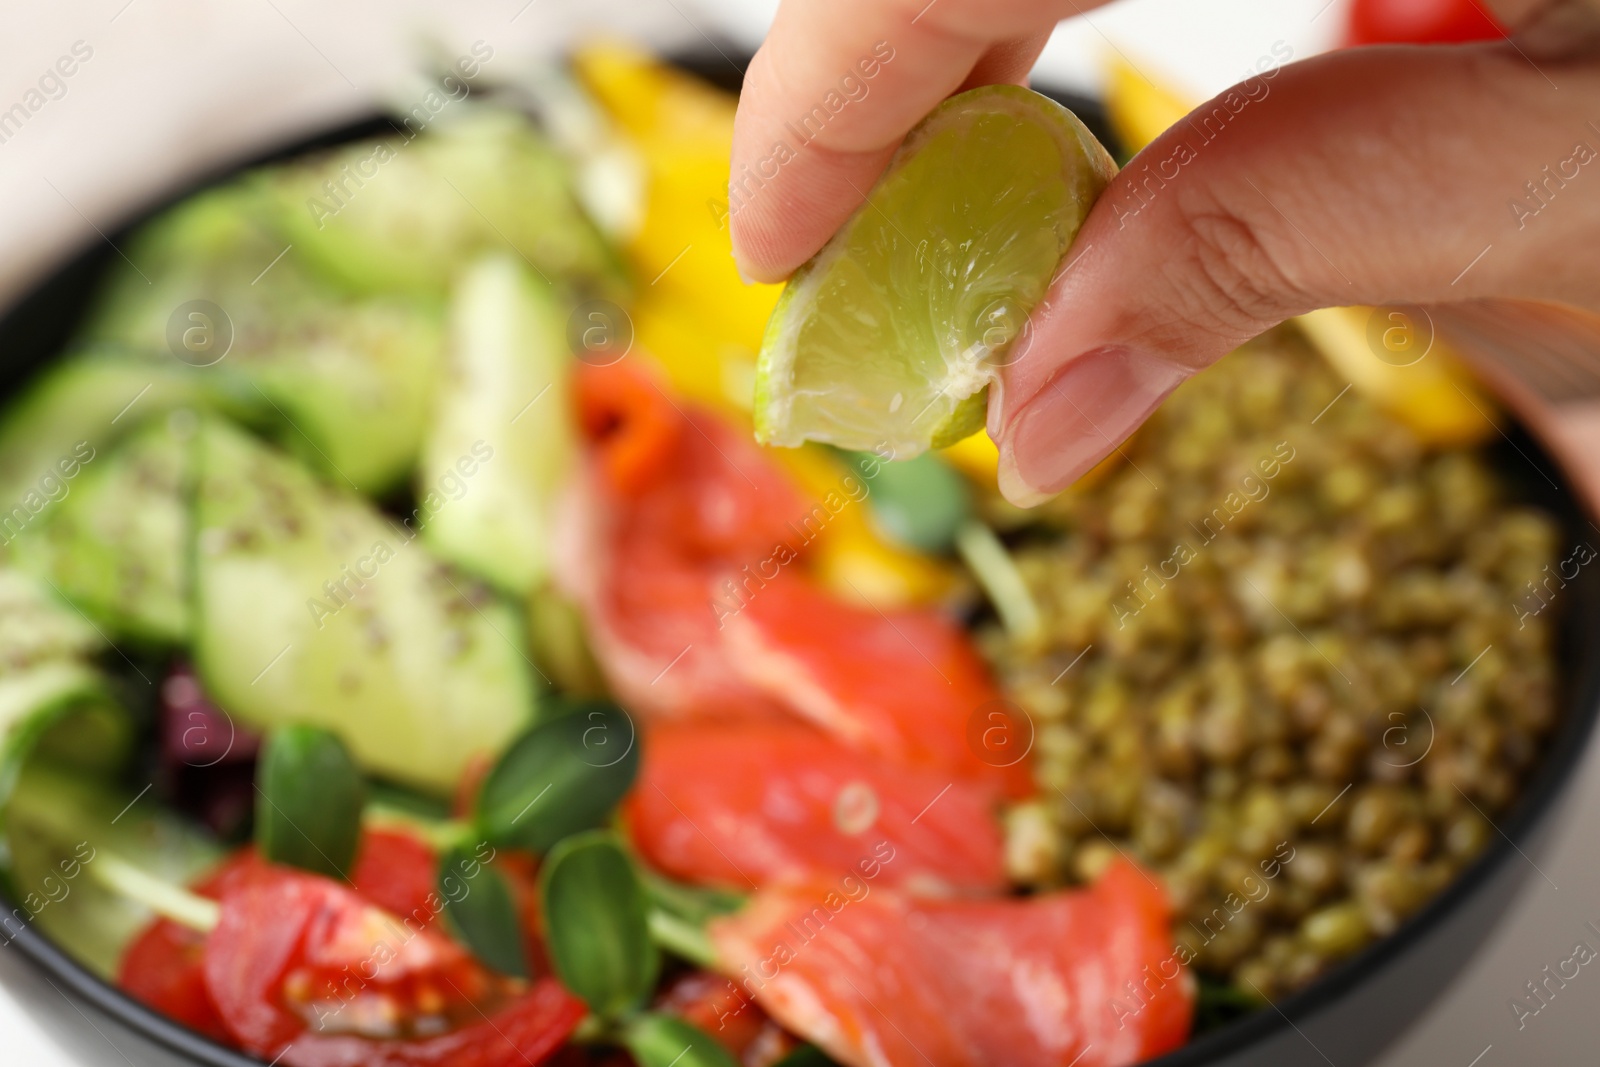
[560,363,806,719]
[574,362,804,560]
[726,577,1031,797]
[709,861,1194,1067]
[564,362,1031,796]
[557,498,790,722]
[626,721,1006,894]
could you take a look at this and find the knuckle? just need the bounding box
[1170,192,1314,337]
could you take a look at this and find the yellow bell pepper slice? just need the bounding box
[940,429,1001,485]
[574,41,781,350]
[632,288,757,413]
[939,425,1125,492]
[1105,58,1192,154]
[1296,307,1499,445]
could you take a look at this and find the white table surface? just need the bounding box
[2,2,1598,1065]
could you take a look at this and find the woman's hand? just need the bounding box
[731,0,1600,504]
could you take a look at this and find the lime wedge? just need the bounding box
[754,84,1116,457]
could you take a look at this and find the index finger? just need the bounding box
[730,0,1106,282]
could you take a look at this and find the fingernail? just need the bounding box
[997,346,1187,506]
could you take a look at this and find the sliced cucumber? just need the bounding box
[420,255,575,594]
[262,108,624,297]
[229,296,447,496]
[3,761,218,977]
[11,416,194,645]
[0,567,101,671]
[0,353,199,519]
[0,565,139,966]
[192,420,536,793]
[0,567,132,796]
[0,660,114,756]
[84,182,447,495]
[0,659,130,821]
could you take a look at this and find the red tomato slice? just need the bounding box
[627,721,1006,893]
[120,831,445,1047]
[349,829,442,927]
[1347,0,1503,43]
[119,918,230,1041]
[203,867,583,1066]
[201,829,440,910]
[709,861,1193,1067]
[117,847,283,1037]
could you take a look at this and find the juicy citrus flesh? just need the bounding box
[755,85,1116,457]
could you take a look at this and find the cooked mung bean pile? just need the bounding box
[977,328,1562,1003]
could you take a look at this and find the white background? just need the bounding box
[1,2,1598,1065]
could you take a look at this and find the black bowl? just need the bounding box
[0,54,1595,1067]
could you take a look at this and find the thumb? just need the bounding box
[992,42,1600,506]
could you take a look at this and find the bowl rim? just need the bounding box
[1,69,1597,1067]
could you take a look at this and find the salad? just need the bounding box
[0,41,1561,1067]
